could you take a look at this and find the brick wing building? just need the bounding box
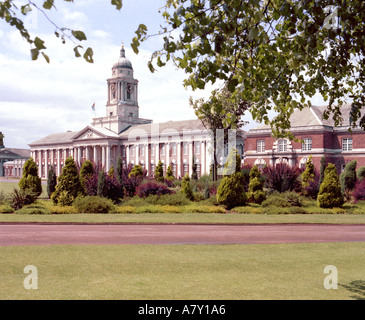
[244,104,365,173]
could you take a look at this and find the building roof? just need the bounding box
[252,104,356,131]
[29,131,79,146]
[0,148,30,159]
[119,119,207,138]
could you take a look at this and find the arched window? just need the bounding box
[278,139,288,152]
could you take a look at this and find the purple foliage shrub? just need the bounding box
[352,179,365,202]
[262,163,302,192]
[136,182,175,198]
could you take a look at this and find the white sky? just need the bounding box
[0,0,325,149]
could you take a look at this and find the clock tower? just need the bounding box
[92,45,152,133]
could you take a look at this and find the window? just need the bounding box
[194,141,201,154]
[140,145,144,157]
[342,138,353,151]
[257,140,265,153]
[278,139,287,152]
[131,146,135,157]
[302,138,312,151]
[183,142,188,155]
[171,143,176,156]
[161,144,166,156]
[121,146,126,157]
[150,144,155,157]
[183,163,189,175]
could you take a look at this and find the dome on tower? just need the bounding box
[112,45,132,70]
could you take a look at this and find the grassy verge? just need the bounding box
[1,242,364,300]
[1,212,365,224]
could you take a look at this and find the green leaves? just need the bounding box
[71,30,87,41]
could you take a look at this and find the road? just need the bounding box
[1,223,365,246]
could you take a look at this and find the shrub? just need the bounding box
[301,156,315,194]
[155,161,164,182]
[247,166,266,204]
[151,192,191,206]
[182,204,226,213]
[48,206,77,214]
[52,157,84,205]
[303,171,320,199]
[114,206,136,214]
[263,163,301,193]
[47,165,57,198]
[352,179,365,202]
[9,188,38,210]
[356,166,365,181]
[181,175,194,200]
[0,204,14,213]
[19,158,42,197]
[80,160,94,188]
[261,191,302,208]
[339,160,357,199]
[317,163,344,208]
[16,204,51,215]
[262,196,291,208]
[136,182,174,198]
[129,164,144,179]
[73,196,115,213]
[166,165,175,181]
[231,206,262,214]
[216,172,247,209]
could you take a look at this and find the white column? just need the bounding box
[188,142,193,177]
[57,149,61,176]
[201,141,206,176]
[78,147,82,165]
[38,150,42,178]
[145,144,149,175]
[135,144,139,165]
[44,149,48,179]
[102,145,106,170]
[93,146,97,165]
[126,145,130,165]
[51,149,54,171]
[166,142,170,167]
[177,142,182,178]
[106,145,110,172]
[206,141,211,175]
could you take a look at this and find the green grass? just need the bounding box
[1,242,364,299]
[1,212,365,224]
[0,181,48,198]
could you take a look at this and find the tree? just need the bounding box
[216,150,247,209]
[191,155,198,180]
[247,165,266,204]
[166,164,175,182]
[80,160,94,190]
[319,156,326,185]
[339,160,357,199]
[47,165,57,198]
[181,174,194,201]
[0,0,122,63]
[317,163,344,208]
[97,170,107,198]
[134,0,365,138]
[19,158,42,197]
[301,156,315,194]
[155,160,164,183]
[190,86,249,180]
[51,156,84,205]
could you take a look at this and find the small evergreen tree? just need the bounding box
[247,165,266,204]
[47,165,57,198]
[317,163,344,208]
[51,157,84,205]
[19,158,42,197]
[116,157,124,186]
[129,164,144,179]
[166,164,175,181]
[339,160,357,199]
[357,166,365,181]
[217,150,247,209]
[181,174,194,200]
[191,155,198,180]
[319,156,326,185]
[80,160,94,189]
[108,165,115,177]
[301,156,315,195]
[155,160,164,182]
[97,170,107,197]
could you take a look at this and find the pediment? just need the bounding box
[72,126,108,141]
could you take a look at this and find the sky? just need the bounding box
[0,0,325,149]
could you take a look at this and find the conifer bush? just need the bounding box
[80,160,94,189]
[216,172,248,209]
[165,165,175,182]
[181,174,194,200]
[51,157,84,206]
[154,160,164,183]
[339,160,357,198]
[47,165,57,198]
[301,156,315,193]
[357,166,365,181]
[247,165,266,204]
[136,182,174,198]
[73,195,115,213]
[317,163,344,208]
[19,158,42,197]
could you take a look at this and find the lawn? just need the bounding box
[1,242,364,300]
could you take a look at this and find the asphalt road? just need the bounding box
[1,223,365,246]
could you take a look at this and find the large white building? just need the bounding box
[28,46,244,179]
